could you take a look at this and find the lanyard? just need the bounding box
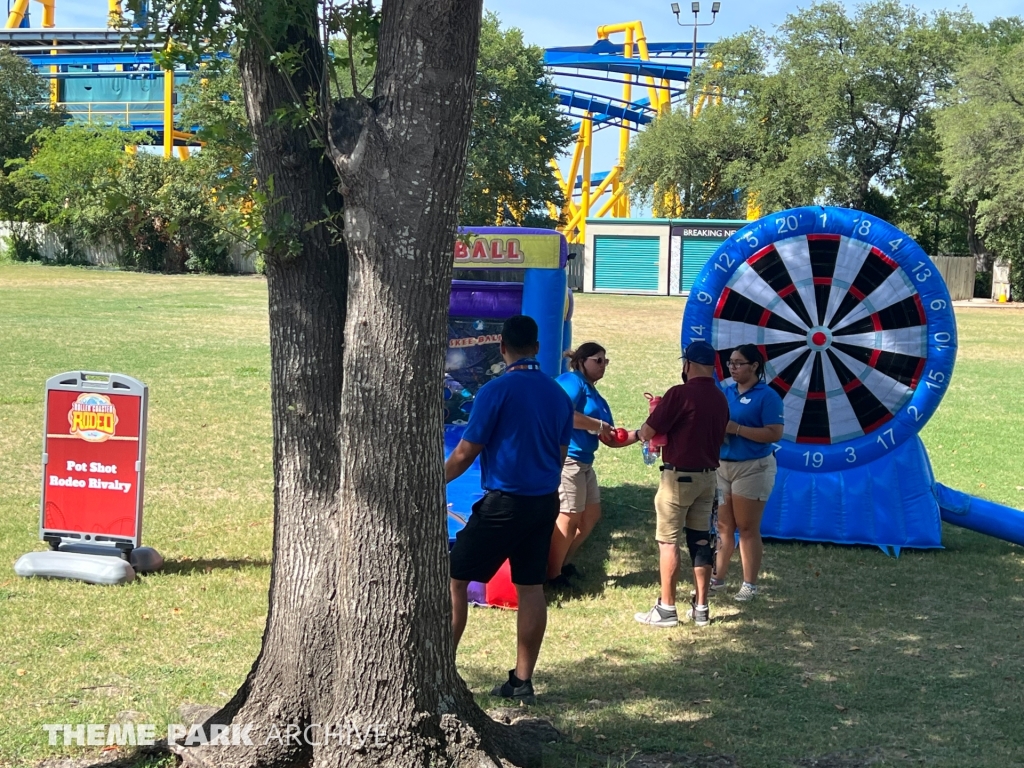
[505,358,541,373]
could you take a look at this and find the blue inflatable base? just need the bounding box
[763,435,942,551]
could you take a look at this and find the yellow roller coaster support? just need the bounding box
[563,165,620,237]
[558,21,675,243]
[163,63,174,159]
[746,192,761,221]
[5,1,60,106]
[108,0,123,27]
[4,0,54,28]
[5,0,30,27]
[579,114,592,244]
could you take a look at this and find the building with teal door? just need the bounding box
[670,219,747,296]
[583,217,748,296]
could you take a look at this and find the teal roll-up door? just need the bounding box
[594,235,660,292]
[681,239,723,292]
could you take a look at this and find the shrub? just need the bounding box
[974,270,993,299]
[5,125,246,274]
[1,224,41,262]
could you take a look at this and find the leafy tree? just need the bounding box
[6,124,129,261]
[770,0,966,212]
[178,53,254,194]
[126,0,538,766]
[625,98,750,218]
[176,13,570,230]
[0,46,68,174]
[176,54,264,258]
[936,22,1024,297]
[5,123,234,272]
[885,114,968,257]
[107,154,235,272]
[460,12,573,226]
[627,1,968,219]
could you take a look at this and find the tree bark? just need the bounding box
[965,200,991,273]
[170,2,538,767]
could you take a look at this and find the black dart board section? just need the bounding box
[682,207,957,550]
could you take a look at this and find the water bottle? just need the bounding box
[642,440,660,466]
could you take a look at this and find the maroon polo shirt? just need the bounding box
[646,376,729,470]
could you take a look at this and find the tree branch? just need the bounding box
[347,32,359,98]
[327,98,372,188]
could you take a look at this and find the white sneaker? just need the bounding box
[710,577,728,592]
[734,583,758,602]
[634,601,678,628]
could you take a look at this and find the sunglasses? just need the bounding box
[587,356,610,365]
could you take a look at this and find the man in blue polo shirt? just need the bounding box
[445,314,573,704]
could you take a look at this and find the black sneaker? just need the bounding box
[546,574,572,589]
[490,670,536,704]
[561,563,581,580]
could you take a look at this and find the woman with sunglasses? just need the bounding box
[713,344,785,601]
[548,342,637,587]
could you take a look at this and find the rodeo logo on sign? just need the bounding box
[68,393,119,442]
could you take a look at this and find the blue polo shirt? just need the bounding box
[720,381,785,461]
[556,371,614,464]
[462,360,574,495]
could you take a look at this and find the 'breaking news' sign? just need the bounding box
[40,372,149,549]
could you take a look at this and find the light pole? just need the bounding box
[671,2,721,116]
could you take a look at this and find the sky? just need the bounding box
[47,0,1021,41]
[40,0,1024,208]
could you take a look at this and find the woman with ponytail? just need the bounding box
[548,342,637,587]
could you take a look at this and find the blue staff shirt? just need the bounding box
[556,371,614,464]
[462,360,574,495]
[720,381,785,462]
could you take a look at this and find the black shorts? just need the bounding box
[449,490,559,586]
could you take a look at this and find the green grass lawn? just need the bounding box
[1,263,1022,768]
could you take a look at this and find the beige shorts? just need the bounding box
[717,454,777,502]
[560,460,600,514]
[654,469,717,543]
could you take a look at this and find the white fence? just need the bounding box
[0,221,258,273]
[931,255,975,301]
[2,221,978,293]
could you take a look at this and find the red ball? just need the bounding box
[615,427,629,443]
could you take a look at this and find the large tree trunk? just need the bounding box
[171,2,537,767]
[965,201,991,273]
[327,1,502,763]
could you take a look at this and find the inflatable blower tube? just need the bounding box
[522,268,568,377]
[935,483,1024,547]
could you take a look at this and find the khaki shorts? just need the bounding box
[717,454,777,502]
[654,469,717,543]
[560,460,600,514]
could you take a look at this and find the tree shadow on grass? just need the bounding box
[464,578,1021,768]
[472,488,1024,766]
[549,483,674,601]
[159,557,270,576]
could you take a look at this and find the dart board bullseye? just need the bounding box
[682,206,957,473]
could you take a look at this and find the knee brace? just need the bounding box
[684,527,714,568]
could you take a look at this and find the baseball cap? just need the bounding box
[682,340,716,366]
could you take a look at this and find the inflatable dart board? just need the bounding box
[682,206,957,551]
